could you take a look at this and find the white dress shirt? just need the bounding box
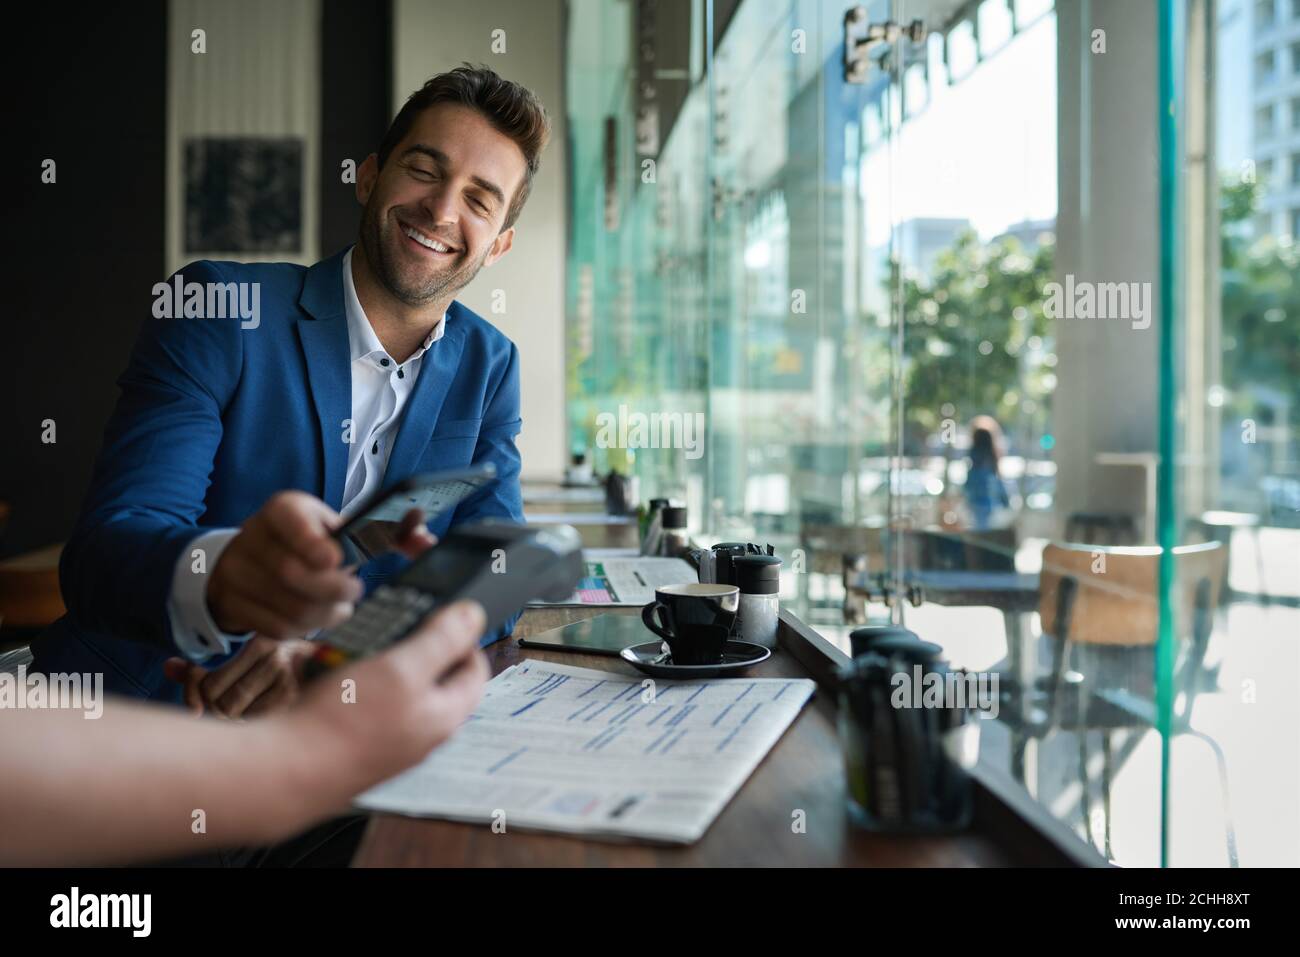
[167,247,446,660]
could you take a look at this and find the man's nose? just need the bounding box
[420,184,459,228]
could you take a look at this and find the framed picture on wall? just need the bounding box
[183,137,303,254]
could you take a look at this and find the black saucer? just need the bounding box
[619,639,772,678]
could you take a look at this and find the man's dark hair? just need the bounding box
[377,64,550,230]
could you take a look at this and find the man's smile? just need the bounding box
[397,219,461,259]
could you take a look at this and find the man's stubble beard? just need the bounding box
[359,195,492,307]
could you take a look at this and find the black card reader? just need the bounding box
[306,521,583,675]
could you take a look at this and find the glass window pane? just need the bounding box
[1170,0,1300,867]
[904,62,929,117]
[978,0,1014,56]
[947,20,979,82]
[1014,0,1054,27]
[563,0,1297,868]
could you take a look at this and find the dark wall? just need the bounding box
[320,0,393,256]
[1,1,393,559]
[712,0,742,50]
[2,3,168,559]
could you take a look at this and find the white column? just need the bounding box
[392,0,570,481]
[1053,0,1164,539]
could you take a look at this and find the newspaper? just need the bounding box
[355,660,816,844]
[520,486,605,504]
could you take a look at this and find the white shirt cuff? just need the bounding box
[167,529,253,661]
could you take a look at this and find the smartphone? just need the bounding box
[332,463,497,564]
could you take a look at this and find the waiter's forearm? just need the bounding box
[0,701,356,866]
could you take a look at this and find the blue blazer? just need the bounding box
[31,247,525,703]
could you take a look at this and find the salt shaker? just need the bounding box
[731,554,781,648]
[657,506,691,558]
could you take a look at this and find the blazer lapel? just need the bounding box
[384,305,469,483]
[295,249,352,510]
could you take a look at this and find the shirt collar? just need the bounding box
[342,246,446,365]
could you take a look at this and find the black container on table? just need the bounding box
[710,542,751,585]
[604,471,635,515]
[848,623,918,658]
[639,497,672,543]
[838,627,979,834]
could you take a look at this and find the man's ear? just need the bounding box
[483,226,515,268]
[356,153,380,206]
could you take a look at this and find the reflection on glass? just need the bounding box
[947,20,979,82]
[1167,0,1300,868]
[978,0,1015,56]
[1015,0,1056,27]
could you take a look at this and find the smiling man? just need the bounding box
[31,65,550,711]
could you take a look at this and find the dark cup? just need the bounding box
[848,624,921,658]
[641,583,739,665]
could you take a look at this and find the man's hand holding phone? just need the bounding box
[207,492,355,639]
[177,491,440,717]
[206,491,436,640]
[182,469,497,715]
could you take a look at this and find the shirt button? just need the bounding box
[397,367,405,379]
[380,358,390,367]
[371,441,379,455]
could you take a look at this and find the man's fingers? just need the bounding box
[241,547,362,618]
[162,658,190,684]
[260,493,344,569]
[230,641,313,717]
[214,550,346,638]
[183,669,207,715]
[199,638,271,705]
[394,509,438,561]
[211,494,350,635]
[215,649,284,718]
[396,508,426,538]
[164,658,208,714]
[395,528,438,561]
[250,543,363,605]
[244,670,296,717]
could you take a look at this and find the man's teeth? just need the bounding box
[404,226,452,253]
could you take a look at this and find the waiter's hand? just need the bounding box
[300,600,490,782]
[207,492,437,639]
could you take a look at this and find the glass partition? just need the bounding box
[565,0,1299,867]
[704,0,898,585]
[1164,0,1299,867]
